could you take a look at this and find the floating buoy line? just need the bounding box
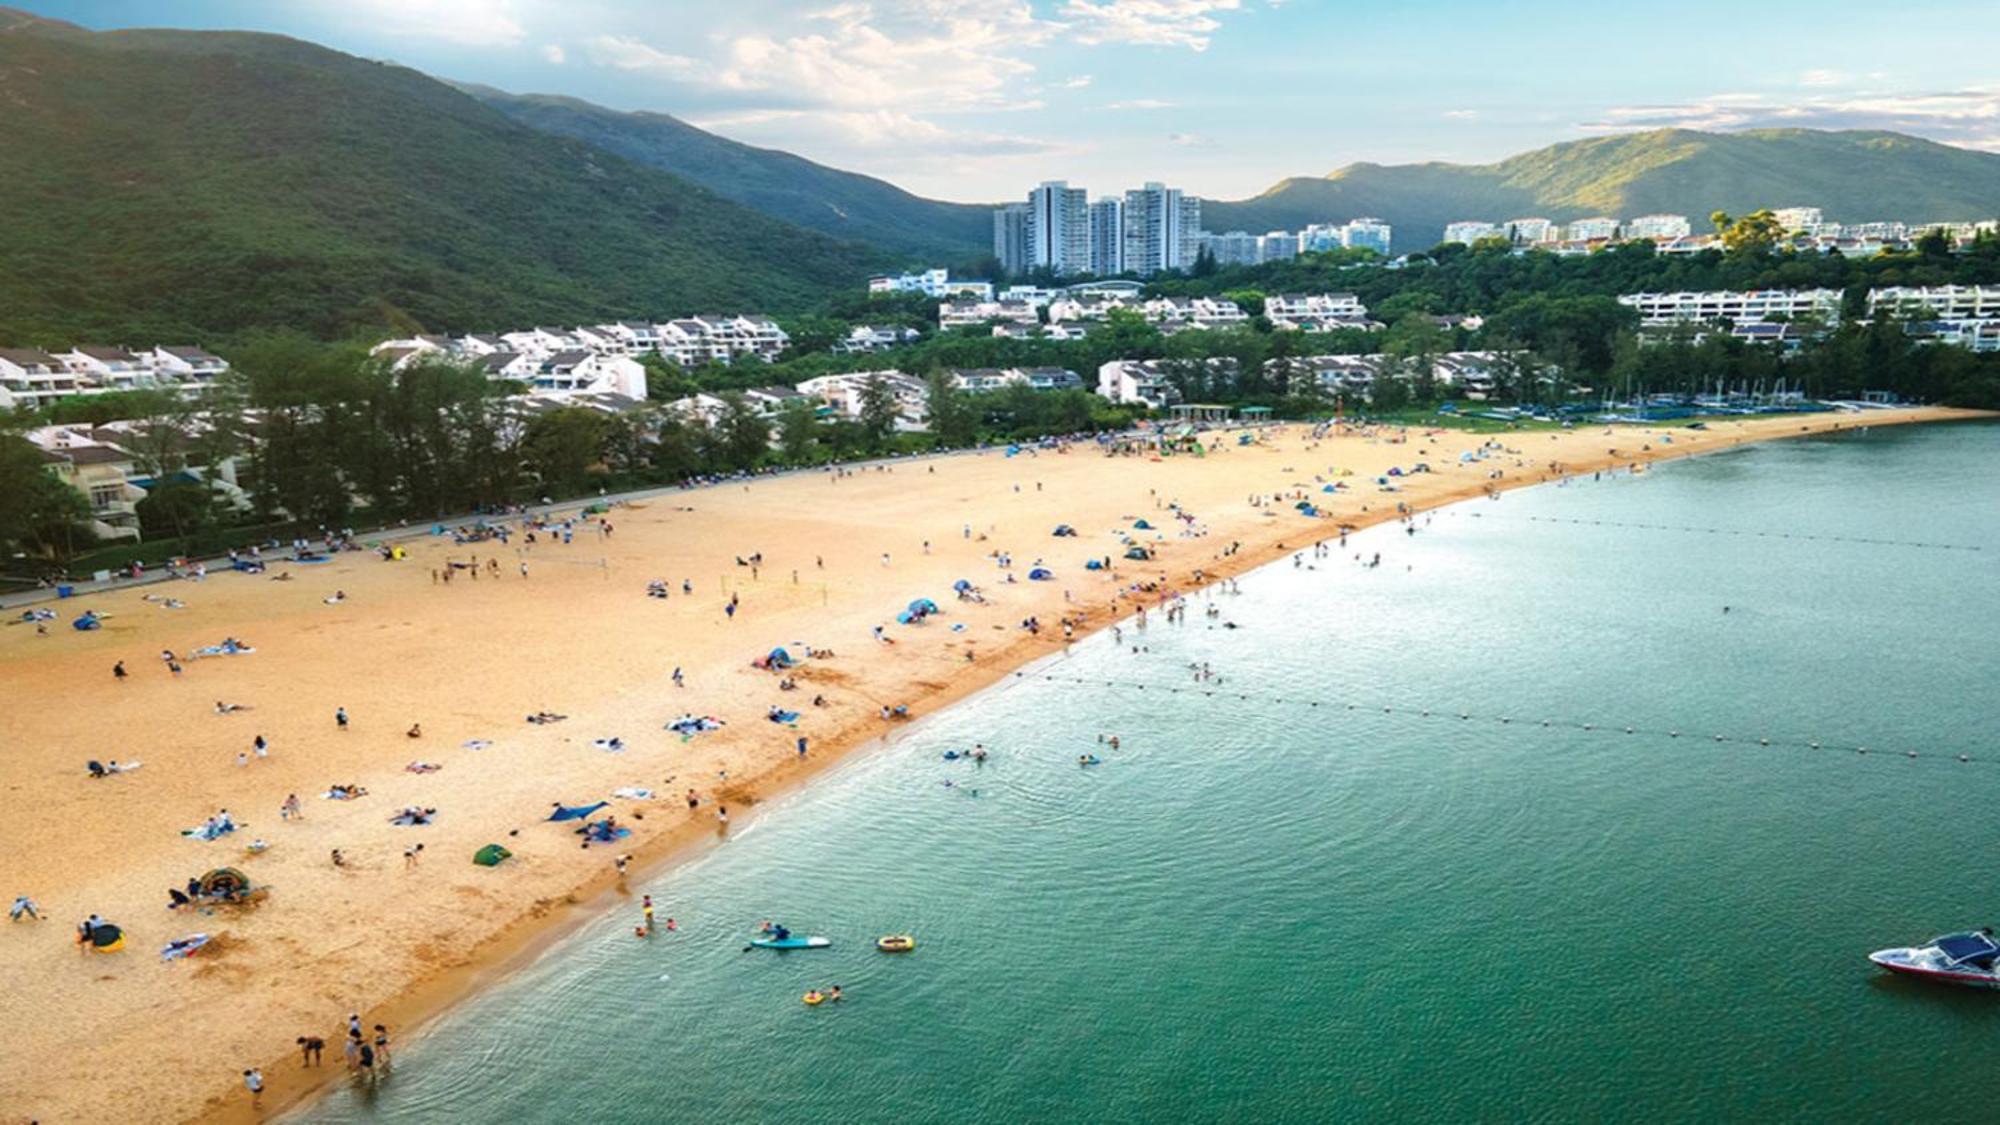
[1012,672,1983,767]
[1470,513,1983,552]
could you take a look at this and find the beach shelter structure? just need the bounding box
[1084,559,1105,570]
[952,579,972,593]
[1051,524,1076,537]
[548,801,608,822]
[1133,519,1154,530]
[199,868,251,898]
[1168,404,1233,424]
[1124,547,1152,560]
[473,844,513,867]
[1028,567,1054,581]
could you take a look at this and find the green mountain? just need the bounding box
[461,85,994,264]
[1202,129,2000,251]
[0,8,885,345]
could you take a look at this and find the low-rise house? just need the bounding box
[1618,289,1841,325]
[1141,296,1248,328]
[0,348,83,411]
[148,346,229,384]
[939,299,1040,330]
[1096,359,1237,409]
[1016,366,1083,391]
[949,368,1016,392]
[795,371,930,430]
[741,385,812,415]
[60,346,154,392]
[28,428,146,542]
[835,324,921,354]
[529,353,647,398]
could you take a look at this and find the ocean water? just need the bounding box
[306,420,2000,1124]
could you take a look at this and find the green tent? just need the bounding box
[472,844,513,867]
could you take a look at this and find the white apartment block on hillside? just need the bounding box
[0,344,229,411]
[1504,218,1557,244]
[1442,221,1501,246]
[1566,217,1620,241]
[868,268,994,301]
[939,298,1041,330]
[1866,285,2000,321]
[1124,182,1202,276]
[1617,289,1842,325]
[1625,214,1692,241]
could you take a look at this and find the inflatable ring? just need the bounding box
[876,935,916,953]
[803,991,826,1005]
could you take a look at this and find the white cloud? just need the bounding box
[328,0,526,48]
[541,43,565,64]
[584,34,702,77]
[1062,0,1245,51]
[1442,109,1478,120]
[1168,131,1213,146]
[1108,98,1175,109]
[1580,87,2000,151]
[1799,68,1845,88]
[694,107,1056,158]
[1062,75,1095,89]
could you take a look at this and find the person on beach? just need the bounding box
[336,706,348,731]
[373,1025,393,1071]
[281,793,302,821]
[717,806,729,828]
[797,736,808,758]
[114,660,127,682]
[615,854,631,878]
[344,1031,361,1071]
[254,734,269,760]
[298,1036,325,1066]
[243,1068,263,1106]
[686,789,699,811]
[643,895,655,933]
[356,1039,376,1083]
[10,895,39,921]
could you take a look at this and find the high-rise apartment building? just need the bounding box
[1027,181,1092,275]
[993,203,1031,275]
[1123,182,1202,277]
[1089,198,1125,276]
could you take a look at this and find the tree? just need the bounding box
[1189,245,1218,277]
[923,370,977,448]
[857,373,899,450]
[715,393,772,470]
[1710,209,1785,257]
[522,407,612,495]
[775,398,820,463]
[0,434,94,562]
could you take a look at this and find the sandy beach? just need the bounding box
[0,406,1977,1122]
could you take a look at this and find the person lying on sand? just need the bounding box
[525,711,568,724]
[214,701,249,714]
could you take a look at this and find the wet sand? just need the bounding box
[0,407,1976,1121]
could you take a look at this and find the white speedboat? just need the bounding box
[1868,929,2000,989]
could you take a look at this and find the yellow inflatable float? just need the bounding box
[876,934,916,953]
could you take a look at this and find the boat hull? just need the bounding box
[1869,950,2000,989]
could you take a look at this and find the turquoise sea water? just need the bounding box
[307,421,2000,1124]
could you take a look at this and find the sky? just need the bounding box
[28,1,2000,202]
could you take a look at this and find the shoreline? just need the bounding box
[0,407,1980,1124]
[261,407,1986,1123]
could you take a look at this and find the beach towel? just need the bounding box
[591,737,627,752]
[580,819,631,843]
[612,787,653,800]
[548,801,609,822]
[161,934,211,961]
[461,739,493,750]
[767,710,800,724]
[182,821,236,841]
[320,789,364,800]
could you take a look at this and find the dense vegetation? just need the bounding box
[1203,129,2000,251]
[466,87,993,265]
[0,12,884,346]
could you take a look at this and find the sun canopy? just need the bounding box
[1937,931,2000,966]
[548,801,608,822]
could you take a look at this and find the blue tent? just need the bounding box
[1052,524,1076,537]
[952,579,972,592]
[1028,567,1054,581]
[72,612,101,632]
[1084,559,1104,571]
[908,598,939,615]
[766,647,796,668]
[548,801,608,822]
[1321,484,1337,492]
[1300,505,1319,517]
[1133,519,1154,530]
[1124,547,1151,560]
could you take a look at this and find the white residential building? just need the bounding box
[1866,285,2000,321]
[1504,218,1557,244]
[835,324,921,354]
[1618,288,1842,325]
[795,371,930,430]
[1028,181,1093,275]
[939,299,1041,330]
[1096,359,1182,408]
[1089,198,1125,276]
[1142,296,1247,328]
[869,269,994,301]
[1123,182,1202,277]
[148,346,229,384]
[1200,230,1263,267]
[1625,214,1692,241]
[1343,218,1392,256]
[999,285,1059,308]
[1772,207,1824,235]
[993,203,1031,275]
[59,347,156,392]
[0,348,84,410]
[1567,217,1620,241]
[1260,231,1299,262]
[527,352,647,398]
[1047,294,1137,323]
[1264,293,1367,320]
[1443,221,1501,246]
[1907,319,2000,352]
